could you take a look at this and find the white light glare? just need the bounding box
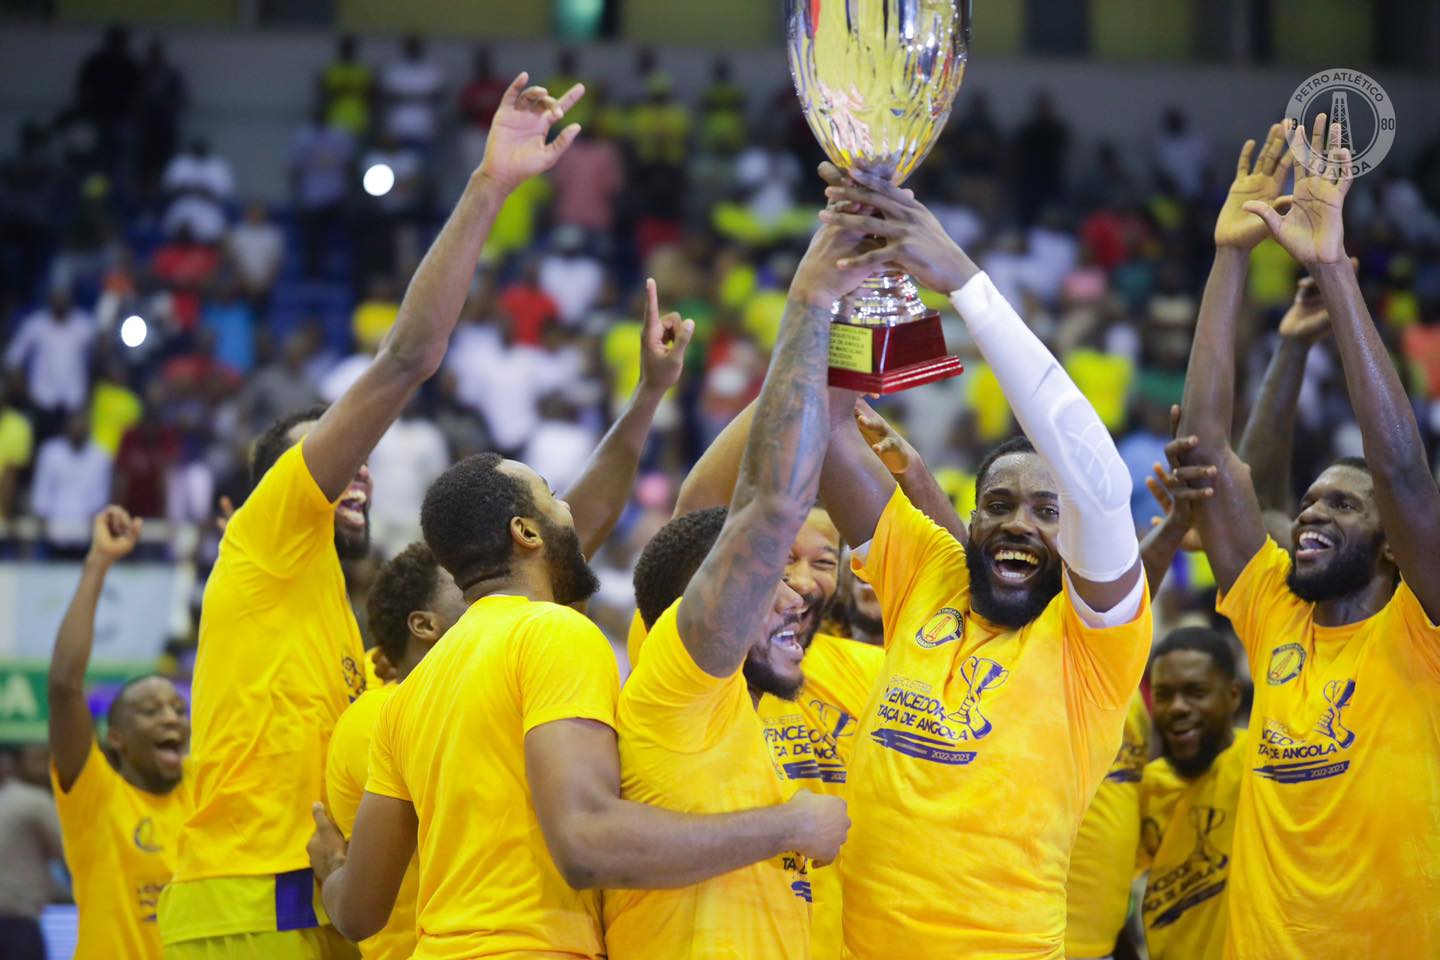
[363,163,395,197]
[120,315,147,348]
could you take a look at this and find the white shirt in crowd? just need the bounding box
[381,58,444,143]
[4,307,95,412]
[227,221,285,292]
[367,416,450,557]
[539,253,605,326]
[162,151,236,243]
[453,343,581,453]
[523,418,599,495]
[32,437,112,546]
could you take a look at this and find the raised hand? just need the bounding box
[791,192,884,308]
[815,162,978,294]
[1215,122,1295,250]
[854,399,917,476]
[478,72,585,192]
[638,278,695,395]
[1243,114,1352,266]
[89,506,141,565]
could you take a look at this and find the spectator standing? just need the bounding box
[0,374,33,520]
[4,287,96,439]
[1153,108,1210,200]
[0,123,61,314]
[367,400,450,557]
[291,106,355,278]
[88,355,143,455]
[149,224,220,332]
[113,383,179,519]
[160,139,234,244]
[1014,94,1070,224]
[236,330,320,433]
[49,174,121,300]
[134,39,188,197]
[538,227,604,326]
[498,261,559,346]
[0,747,62,960]
[226,202,284,311]
[457,46,508,173]
[320,35,373,139]
[70,24,141,173]
[32,412,112,552]
[200,277,257,375]
[549,124,625,237]
[380,35,444,149]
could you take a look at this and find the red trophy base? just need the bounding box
[827,311,964,395]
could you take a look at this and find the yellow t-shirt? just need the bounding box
[758,633,883,960]
[326,685,416,960]
[0,407,33,469]
[89,381,143,455]
[159,441,367,943]
[839,487,1152,959]
[625,608,648,670]
[51,741,191,959]
[1064,349,1135,433]
[604,599,811,960]
[1138,733,1246,960]
[1065,691,1151,957]
[1217,539,1440,960]
[367,595,617,960]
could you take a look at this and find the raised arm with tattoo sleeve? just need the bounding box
[565,278,694,557]
[675,220,869,677]
[303,74,584,499]
[1247,118,1440,621]
[1175,124,1294,592]
[48,507,141,790]
[853,399,968,544]
[819,166,1141,610]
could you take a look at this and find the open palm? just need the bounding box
[479,72,585,191]
[1244,115,1351,267]
[1214,122,1293,250]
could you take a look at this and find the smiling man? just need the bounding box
[1176,118,1440,958]
[48,506,191,960]
[158,73,587,959]
[814,165,1151,958]
[1137,627,1244,960]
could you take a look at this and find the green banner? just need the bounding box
[0,661,152,743]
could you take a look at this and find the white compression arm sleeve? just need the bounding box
[950,272,1139,583]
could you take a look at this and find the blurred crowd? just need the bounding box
[3,25,1440,653]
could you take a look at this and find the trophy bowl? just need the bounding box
[786,0,971,394]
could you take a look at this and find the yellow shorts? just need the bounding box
[163,927,358,960]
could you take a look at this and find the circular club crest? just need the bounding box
[1266,642,1307,686]
[915,608,963,649]
[1284,68,1396,179]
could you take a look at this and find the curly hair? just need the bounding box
[366,542,443,665]
[421,453,539,590]
[249,404,330,490]
[633,506,728,628]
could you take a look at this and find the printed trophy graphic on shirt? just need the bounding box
[786,0,970,393]
[955,655,1008,739]
[1184,806,1229,871]
[1314,678,1356,748]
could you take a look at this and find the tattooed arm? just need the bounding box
[675,219,869,677]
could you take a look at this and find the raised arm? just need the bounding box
[676,218,868,677]
[304,73,584,499]
[1237,273,1338,537]
[1248,118,1440,620]
[565,279,693,557]
[1139,422,1215,593]
[820,167,1142,611]
[852,399,967,544]
[1174,124,1295,592]
[49,507,140,790]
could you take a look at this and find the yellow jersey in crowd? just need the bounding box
[1217,540,1440,960]
[839,487,1152,959]
[1139,732,1246,960]
[51,741,191,959]
[368,595,617,960]
[605,599,811,960]
[159,441,367,945]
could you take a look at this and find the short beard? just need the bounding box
[1163,725,1230,780]
[541,516,600,606]
[335,520,371,561]
[744,654,804,701]
[1287,533,1383,603]
[964,539,1062,630]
